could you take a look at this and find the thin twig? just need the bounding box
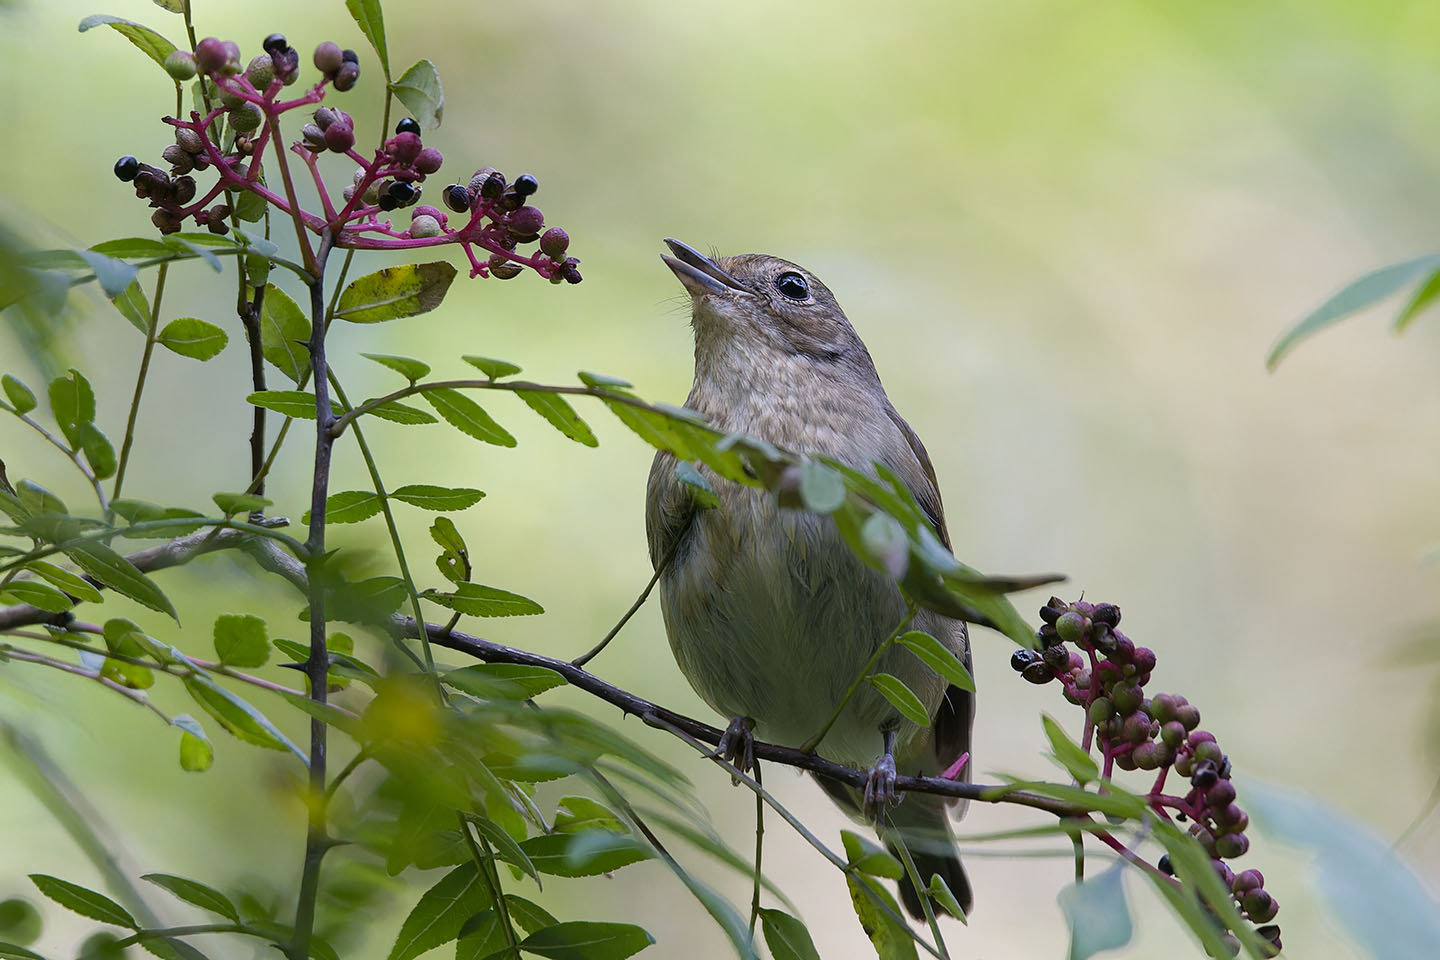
[572,537,678,667]
[112,263,169,506]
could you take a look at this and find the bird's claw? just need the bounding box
[714,716,755,783]
[863,752,901,819]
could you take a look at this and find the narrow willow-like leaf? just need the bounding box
[390,484,485,511]
[423,388,516,446]
[140,873,237,922]
[389,59,444,129]
[0,580,73,612]
[1041,714,1099,785]
[519,390,598,447]
[28,875,135,928]
[386,863,490,960]
[421,583,542,617]
[469,816,539,882]
[334,262,457,323]
[443,664,566,700]
[865,673,930,727]
[66,542,177,621]
[24,560,103,603]
[896,630,974,692]
[344,0,389,76]
[518,922,654,960]
[247,390,318,419]
[157,318,228,360]
[1267,253,1440,369]
[362,353,430,382]
[77,15,177,69]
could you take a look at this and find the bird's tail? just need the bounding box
[881,796,971,919]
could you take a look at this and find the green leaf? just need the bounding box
[304,490,382,525]
[798,460,846,514]
[844,874,917,960]
[1395,266,1440,332]
[212,613,269,667]
[455,910,506,960]
[0,898,40,947]
[233,189,267,223]
[469,816,539,882]
[24,560,103,603]
[150,0,185,13]
[759,910,821,960]
[897,630,973,692]
[48,369,95,447]
[1058,863,1132,960]
[577,371,633,390]
[258,284,311,382]
[248,390,318,419]
[140,874,237,922]
[1042,714,1099,785]
[100,657,154,689]
[162,235,223,273]
[516,390,598,447]
[389,59,445,130]
[504,896,558,936]
[172,714,213,772]
[387,863,491,960]
[2,375,36,414]
[517,832,649,878]
[424,389,516,446]
[421,583,542,617]
[77,15,177,69]
[861,512,909,580]
[183,675,303,757]
[363,353,431,382]
[66,542,177,621]
[391,484,485,511]
[211,492,271,516]
[157,318,228,360]
[89,237,172,259]
[28,875,135,928]
[74,249,138,298]
[553,797,626,835]
[518,922,653,960]
[841,831,904,880]
[334,262,457,323]
[78,424,117,481]
[462,356,521,380]
[926,874,966,922]
[344,0,389,76]
[16,480,65,516]
[432,517,468,583]
[359,400,438,425]
[444,664,566,700]
[1268,253,1440,369]
[0,942,46,960]
[108,279,152,334]
[865,673,930,727]
[672,461,719,509]
[0,580,73,612]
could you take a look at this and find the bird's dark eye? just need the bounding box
[774,272,810,301]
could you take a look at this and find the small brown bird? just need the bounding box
[646,239,974,917]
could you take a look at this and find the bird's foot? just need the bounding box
[713,716,755,783]
[863,752,900,820]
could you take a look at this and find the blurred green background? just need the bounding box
[3,0,1440,957]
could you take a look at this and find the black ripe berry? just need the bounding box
[262,33,287,54]
[395,117,421,136]
[1010,648,1041,673]
[387,180,417,205]
[377,193,399,212]
[114,156,140,182]
[513,173,538,197]
[341,48,358,64]
[443,184,471,213]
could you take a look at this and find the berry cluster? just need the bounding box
[110,32,579,284]
[1013,598,1281,957]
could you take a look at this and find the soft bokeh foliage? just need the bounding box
[2,0,1439,958]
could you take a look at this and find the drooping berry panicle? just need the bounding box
[111,33,579,284]
[1013,598,1281,958]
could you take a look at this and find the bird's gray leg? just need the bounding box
[863,726,901,818]
[714,716,756,783]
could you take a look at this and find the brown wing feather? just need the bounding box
[883,403,951,550]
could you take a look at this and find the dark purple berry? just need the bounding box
[389,132,422,163]
[561,259,582,284]
[325,122,355,153]
[195,38,229,74]
[508,205,544,236]
[1092,603,1121,626]
[377,193,399,212]
[1011,648,1040,673]
[262,33,287,55]
[414,148,443,175]
[1021,660,1054,685]
[513,173,538,197]
[396,117,421,136]
[333,61,359,91]
[1206,780,1237,808]
[314,42,344,75]
[489,253,523,280]
[341,48,358,64]
[114,156,140,181]
[1157,854,1173,875]
[1232,869,1264,892]
[443,184,471,213]
[1214,832,1249,858]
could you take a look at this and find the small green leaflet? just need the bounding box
[443,664,566,700]
[157,318,228,360]
[2,374,36,413]
[211,492,270,515]
[865,673,930,727]
[73,249,137,298]
[516,832,649,878]
[24,560,103,603]
[390,484,484,511]
[389,59,444,130]
[518,922,654,960]
[212,613,269,667]
[420,583,542,617]
[28,875,136,928]
[385,863,490,960]
[0,580,73,612]
[109,279,152,333]
[841,830,903,880]
[345,0,389,76]
[334,262,457,323]
[66,541,177,621]
[1042,714,1099,785]
[182,675,303,759]
[172,714,213,772]
[362,353,430,382]
[844,874,917,960]
[463,355,521,379]
[423,388,515,446]
[78,424,116,480]
[304,490,382,525]
[258,284,311,382]
[519,390,598,446]
[48,369,95,447]
[759,909,821,960]
[896,630,973,691]
[140,873,238,922]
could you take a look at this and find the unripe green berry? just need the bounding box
[245,54,275,89]
[1242,889,1277,923]
[1214,832,1249,858]
[1088,697,1113,725]
[1111,683,1142,715]
[228,102,263,133]
[409,214,442,238]
[1161,721,1186,748]
[164,49,197,80]
[1056,611,1087,644]
[1176,704,1201,730]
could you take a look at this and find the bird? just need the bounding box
[645,238,974,918]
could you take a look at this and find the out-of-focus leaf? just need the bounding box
[77,424,116,480]
[335,263,456,323]
[258,284,311,383]
[157,318,227,360]
[362,353,430,382]
[1268,254,1440,369]
[73,250,136,298]
[0,944,45,960]
[897,630,973,691]
[845,874,917,960]
[553,797,626,835]
[212,613,269,667]
[28,876,135,928]
[391,485,484,511]
[1057,863,1132,960]
[389,60,444,130]
[455,910,506,960]
[577,371,632,390]
[16,480,65,515]
[926,874,966,922]
[799,460,846,514]
[518,922,653,960]
[1042,714,1099,785]
[518,391,598,447]
[23,561,101,603]
[866,673,929,727]
[48,369,95,447]
[444,664,566,700]
[424,388,515,446]
[2,375,37,413]
[861,512,909,580]
[140,874,237,922]
[344,0,389,76]
[0,580,73,612]
[211,492,270,516]
[673,461,719,509]
[517,832,649,878]
[421,583,541,617]
[759,909,821,960]
[172,714,213,772]
[66,542,177,621]
[841,831,904,880]
[77,15,177,69]
[1395,267,1440,332]
[386,863,491,960]
[100,657,153,689]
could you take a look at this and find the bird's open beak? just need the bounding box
[662,239,749,298]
